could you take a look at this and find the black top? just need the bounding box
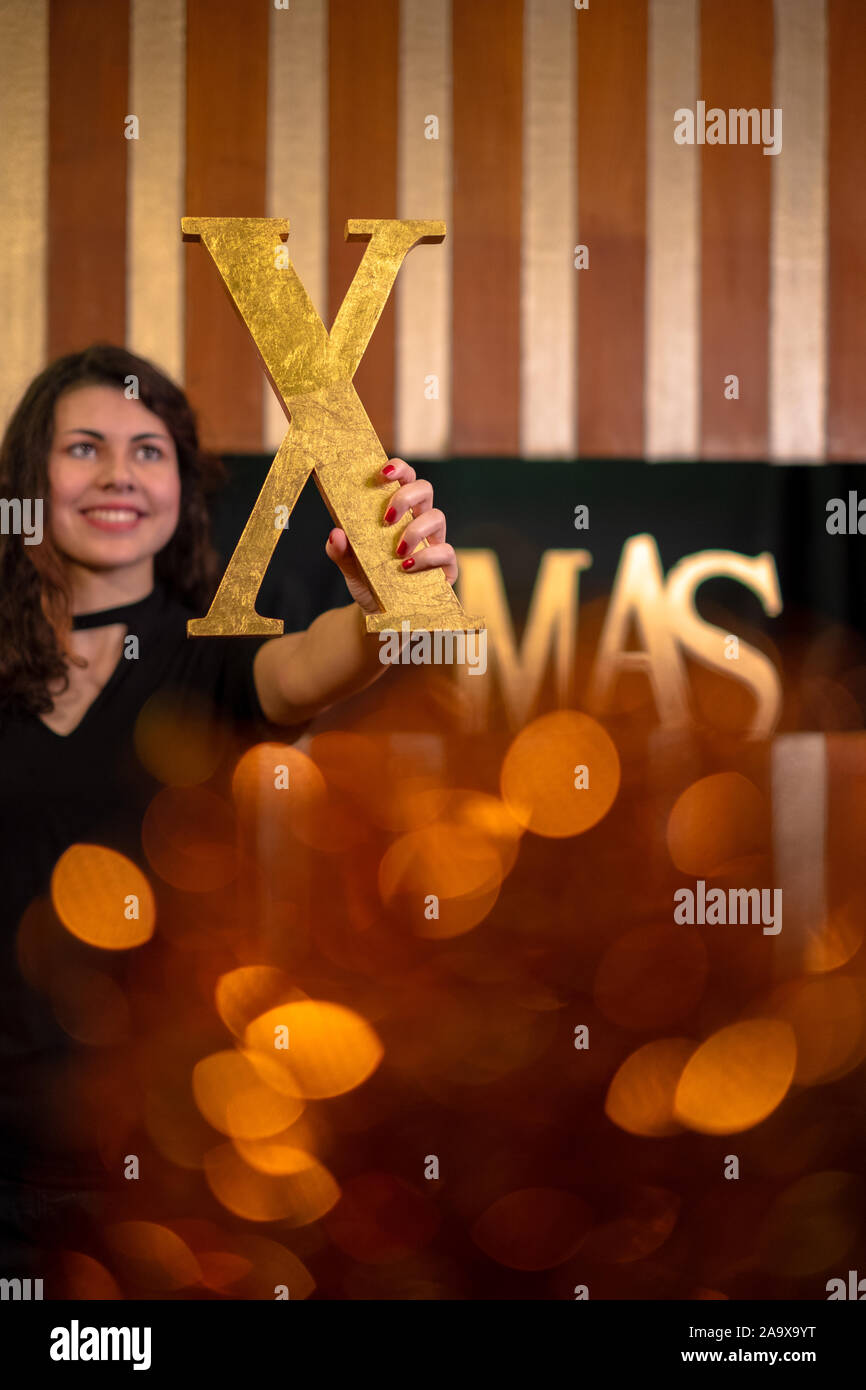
[0,583,299,1186]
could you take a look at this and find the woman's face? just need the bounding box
[48,384,182,579]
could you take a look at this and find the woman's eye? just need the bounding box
[65,441,164,460]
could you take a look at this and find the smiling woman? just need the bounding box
[0,343,458,1282]
[0,346,224,723]
[37,386,186,735]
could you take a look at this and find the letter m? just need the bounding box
[455,550,591,730]
[730,888,760,923]
[0,499,21,535]
[730,108,760,143]
[102,1329,127,1359]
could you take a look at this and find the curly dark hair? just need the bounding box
[0,344,225,718]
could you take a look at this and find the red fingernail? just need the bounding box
[396,539,407,557]
[384,506,396,524]
[402,557,415,570]
[382,464,396,476]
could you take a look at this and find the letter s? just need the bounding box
[665,550,782,739]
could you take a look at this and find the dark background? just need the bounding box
[212,455,866,646]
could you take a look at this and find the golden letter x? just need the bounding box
[181,216,483,637]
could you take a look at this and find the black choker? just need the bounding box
[71,588,159,631]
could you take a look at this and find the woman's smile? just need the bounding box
[79,504,148,532]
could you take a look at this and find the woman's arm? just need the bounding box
[252,458,457,727]
[253,599,387,725]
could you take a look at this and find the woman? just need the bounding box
[0,343,458,1281]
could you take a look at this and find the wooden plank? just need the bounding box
[48,0,129,356]
[521,0,576,459]
[396,0,452,461]
[577,0,648,457]
[328,0,399,457]
[264,0,328,451]
[827,0,866,461]
[0,0,48,420]
[646,0,699,460]
[452,0,522,456]
[128,0,186,384]
[699,0,773,460]
[185,0,269,451]
[769,0,827,462]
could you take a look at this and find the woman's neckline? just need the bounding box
[71,585,161,631]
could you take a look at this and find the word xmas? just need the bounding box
[674,102,782,156]
[50,1321,151,1371]
[454,536,782,736]
[826,493,866,534]
[378,622,487,673]
[674,880,782,935]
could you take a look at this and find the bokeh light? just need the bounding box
[605,1038,696,1137]
[500,710,621,837]
[26,609,866,1303]
[203,1141,340,1224]
[760,976,866,1085]
[233,1132,318,1175]
[594,925,708,1030]
[104,1221,202,1292]
[51,844,155,948]
[134,690,225,786]
[757,1171,866,1277]
[144,1078,215,1171]
[580,1186,681,1263]
[471,1188,593,1270]
[324,1172,440,1264]
[192,1049,304,1139]
[674,1019,797,1134]
[378,822,502,901]
[59,1252,122,1301]
[142,786,238,891]
[666,773,770,876]
[312,729,450,834]
[219,1234,315,1300]
[244,999,384,1099]
[232,741,359,856]
[802,900,864,973]
[214,965,301,1040]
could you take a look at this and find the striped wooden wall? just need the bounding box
[0,0,863,463]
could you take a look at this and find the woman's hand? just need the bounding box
[256,460,455,725]
[325,458,458,615]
